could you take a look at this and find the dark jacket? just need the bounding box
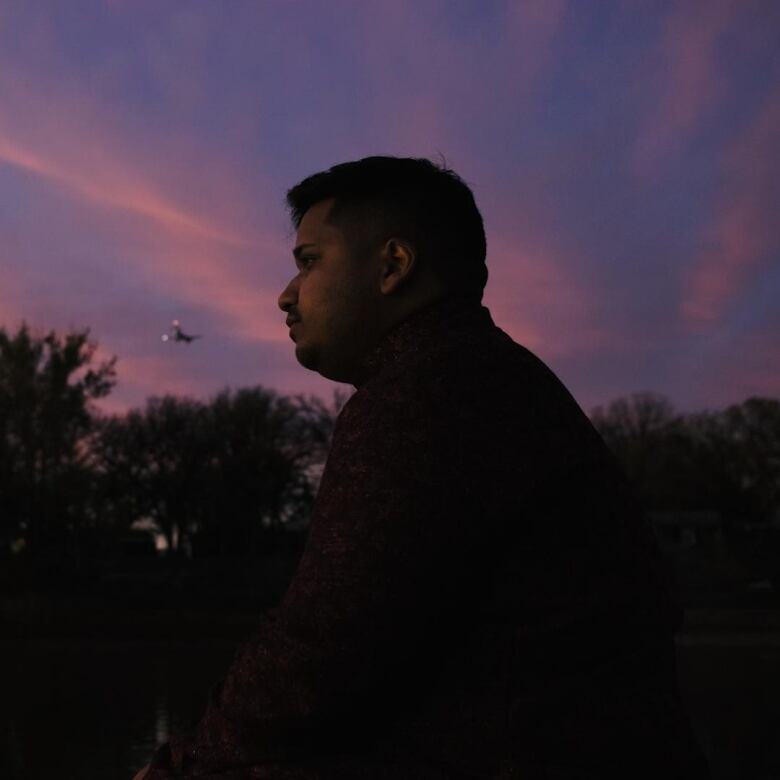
[146,295,709,778]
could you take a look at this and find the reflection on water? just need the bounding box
[4,717,24,778]
[0,638,237,780]
[1,635,779,779]
[155,690,170,749]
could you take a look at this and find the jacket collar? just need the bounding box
[351,294,494,389]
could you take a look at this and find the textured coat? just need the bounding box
[146,295,709,778]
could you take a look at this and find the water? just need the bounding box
[675,637,780,779]
[0,637,237,780]
[1,636,779,779]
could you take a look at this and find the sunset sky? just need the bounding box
[1,0,778,418]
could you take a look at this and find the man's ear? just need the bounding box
[379,239,416,295]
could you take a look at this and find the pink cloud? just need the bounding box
[0,109,249,248]
[633,0,738,174]
[681,83,780,328]
[483,230,632,363]
[677,322,780,413]
[0,68,293,345]
[344,0,566,149]
[111,353,206,402]
[0,136,253,250]
[0,264,25,330]
[503,0,567,92]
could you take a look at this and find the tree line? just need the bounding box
[1,322,778,571]
[0,323,348,571]
[590,392,780,534]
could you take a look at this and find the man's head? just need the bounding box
[277,154,488,384]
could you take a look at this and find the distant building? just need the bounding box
[648,510,723,549]
[129,516,178,556]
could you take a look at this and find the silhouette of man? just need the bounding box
[139,156,709,778]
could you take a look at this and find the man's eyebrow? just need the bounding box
[292,243,318,260]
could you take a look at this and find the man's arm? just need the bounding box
[145,383,490,777]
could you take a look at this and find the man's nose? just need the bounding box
[278,278,297,313]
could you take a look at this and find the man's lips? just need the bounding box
[286,317,300,327]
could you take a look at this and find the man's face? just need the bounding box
[278,198,384,384]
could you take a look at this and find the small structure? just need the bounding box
[648,510,723,550]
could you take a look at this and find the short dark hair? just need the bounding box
[285,154,488,302]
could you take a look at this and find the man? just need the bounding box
[138,156,709,778]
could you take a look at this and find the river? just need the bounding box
[1,635,778,779]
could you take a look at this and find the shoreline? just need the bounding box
[3,600,780,641]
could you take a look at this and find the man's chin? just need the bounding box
[295,344,328,376]
[294,343,316,370]
[295,346,353,383]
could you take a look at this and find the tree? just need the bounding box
[91,395,212,556]
[0,323,116,560]
[589,392,688,510]
[195,387,344,554]
[590,392,780,528]
[90,386,345,558]
[688,398,780,527]
[721,398,780,523]
[260,388,349,534]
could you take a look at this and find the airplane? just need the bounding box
[161,319,202,343]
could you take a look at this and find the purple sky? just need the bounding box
[1,0,778,418]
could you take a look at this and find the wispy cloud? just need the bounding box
[1,0,776,418]
[633,0,737,173]
[681,82,780,327]
[503,0,567,92]
[0,68,292,346]
[0,140,255,253]
[0,265,25,329]
[0,120,248,248]
[485,231,631,363]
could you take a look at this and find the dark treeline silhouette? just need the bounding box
[590,392,780,529]
[590,391,780,607]
[1,323,778,611]
[0,323,348,610]
[92,388,339,559]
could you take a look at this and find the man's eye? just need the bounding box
[301,256,315,267]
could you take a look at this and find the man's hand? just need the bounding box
[132,765,149,780]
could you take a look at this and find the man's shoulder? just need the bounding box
[360,319,532,393]
[343,316,606,460]
[347,320,592,435]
